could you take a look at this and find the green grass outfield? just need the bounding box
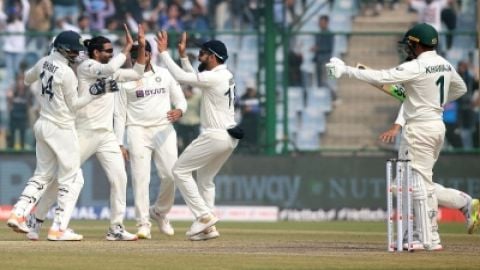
[0,220,478,270]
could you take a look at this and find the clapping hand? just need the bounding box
[177,32,187,58]
[156,31,168,53]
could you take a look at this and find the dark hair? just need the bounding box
[130,40,152,59]
[320,15,329,22]
[84,36,111,58]
[77,14,89,23]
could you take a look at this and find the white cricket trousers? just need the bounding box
[397,125,468,209]
[13,118,82,231]
[403,120,445,192]
[34,129,128,227]
[172,129,238,218]
[127,124,177,225]
[403,120,445,247]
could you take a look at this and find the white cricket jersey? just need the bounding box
[114,64,186,144]
[24,51,94,129]
[159,52,237,130]
[75,53,145,131]
[346,50,466,123]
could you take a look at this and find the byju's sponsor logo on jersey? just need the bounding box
[135,88,166,98]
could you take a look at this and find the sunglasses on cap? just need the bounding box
[200,48,225,59]
[199,49,211,56]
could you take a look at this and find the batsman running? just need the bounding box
[326,23,467,250]
[380,104,480,250]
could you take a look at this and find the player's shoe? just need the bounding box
[106,224,138,241]
[467,199,479,234]
[26,214,43,241]
[425,243,443,251]
[402,240,424,251]
[136,223,152,239]
[186,213,219,237]
[189,226,220,241]
[47,228,83,241]
[149,207,174,236]
[7,212,29,233]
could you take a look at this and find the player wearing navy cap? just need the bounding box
[157,31,240,241]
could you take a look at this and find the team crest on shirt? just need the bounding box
[155,77,162,83]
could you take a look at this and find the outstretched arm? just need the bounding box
[157,31,213,88]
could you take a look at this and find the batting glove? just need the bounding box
[325,57,347,79]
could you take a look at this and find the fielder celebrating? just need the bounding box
[25,25,147,241]
[156,32,241,241]
[326,23,467,250]
[7,31,100,241]
[114,41,186,239]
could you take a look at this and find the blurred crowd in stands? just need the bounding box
[0,0,478,152]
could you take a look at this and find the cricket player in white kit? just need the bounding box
[380,104,480,248]
[326,23,467,250]
[114,41,186,239]
[157,32,241,241]
[7,31,100,241]
[25,25,147,241]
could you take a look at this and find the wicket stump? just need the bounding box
[386,159,414,252]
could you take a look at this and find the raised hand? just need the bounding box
[156,31,168,53]
[134,24,147,65]
[137,24,145,48]
[122,23,134,54]
[177,32,187,58]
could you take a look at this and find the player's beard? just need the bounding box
[198,62,206,72]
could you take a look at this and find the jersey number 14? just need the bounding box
[40,71,54,101]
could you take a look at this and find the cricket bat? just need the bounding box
[356,63,406,102]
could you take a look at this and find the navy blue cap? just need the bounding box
[54,30,85,52]
[202,40,228,61]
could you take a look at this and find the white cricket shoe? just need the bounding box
[189,226,220,241]
[466,198,480,234]
[402,240,424,251]
[106,224,138,241]
[149,207,174,236]
[47,228,83,241]
[26,214,43,241]
[7,212,29,233]
[425,243,443,251]
[186,213,219,237]
[136,223,152,239]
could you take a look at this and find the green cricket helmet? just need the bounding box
[401,23,438,47]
